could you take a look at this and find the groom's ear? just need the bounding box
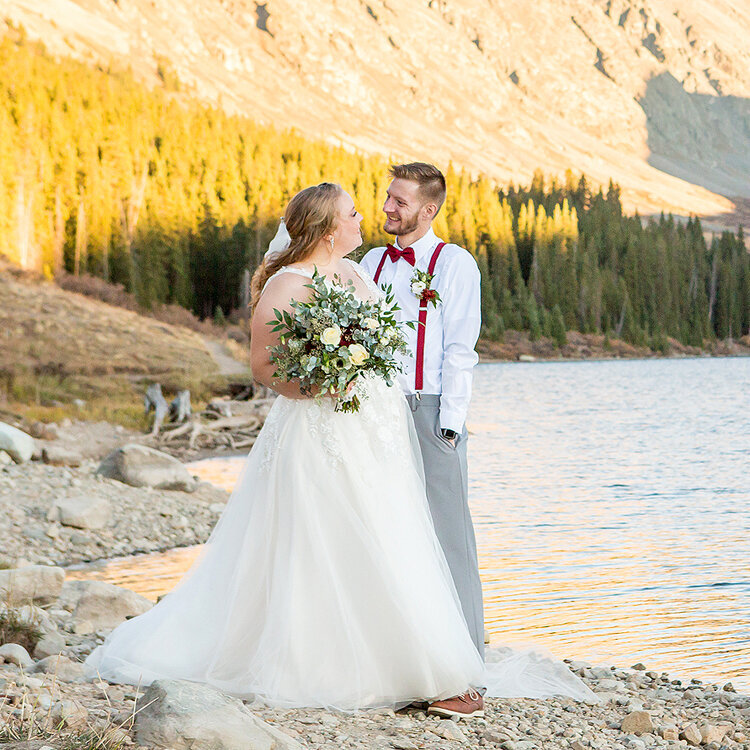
[421,202,439,221]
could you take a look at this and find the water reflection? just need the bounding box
[67,358,750,690]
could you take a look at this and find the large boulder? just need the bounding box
[97,444,197,492]
[58,580,152,634]
[49,496,111,530]
[0,566,65,605]
[0,422,35,463]
[135,679,302,750]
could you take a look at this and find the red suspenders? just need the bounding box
[373,242,446,392]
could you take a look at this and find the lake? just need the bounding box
[67,357,750,690]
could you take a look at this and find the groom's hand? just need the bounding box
[440,428,457,445]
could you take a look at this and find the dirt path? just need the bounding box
[202,337,252,376]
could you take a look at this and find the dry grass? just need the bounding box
[0,664,149,749]
[57,272,232,337]
[0,691,134,750]
[0,262,245,427]
[0,607,42,654]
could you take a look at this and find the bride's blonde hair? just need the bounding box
[250,183,342,311]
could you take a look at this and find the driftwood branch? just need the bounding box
[143,384,274,457]
[169,390,192,423]
[144,383,169,436]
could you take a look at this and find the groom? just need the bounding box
[361,163,485,717]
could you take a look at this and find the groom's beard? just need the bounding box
[383,213,420,238]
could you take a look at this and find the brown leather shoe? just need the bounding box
[427,689,484,719]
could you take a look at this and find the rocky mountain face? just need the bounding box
[4,0,750,225]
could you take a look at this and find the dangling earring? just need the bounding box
[329,236,335,251]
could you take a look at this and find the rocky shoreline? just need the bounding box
[0,419,228,569]
[1,419,748,748]
[0,568,747,750]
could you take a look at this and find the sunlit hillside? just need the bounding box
[4,0,750,226]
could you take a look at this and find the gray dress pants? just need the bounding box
[406,394,485,658]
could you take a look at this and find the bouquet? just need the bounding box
[267,270,412,412]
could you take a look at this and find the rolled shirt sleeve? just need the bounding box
[438,250,481,432]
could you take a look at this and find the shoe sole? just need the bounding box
[427,707,485,719]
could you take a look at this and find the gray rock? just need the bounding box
[0,643,33,668]
[0,422,35,463]
[484,730,511,743]
[596,678,618,691]
[135,679,303,749]
[33,654,86,682]
[436,721,467,742]
[58,580,152,634]
[0,565,65,605]
[390,739,418,750]
[97,444,197,492]
[680,723,702,746]
[0,450,12,465]
[50,496,112,530]
[29,421,60,440]
[620,711,654,735]
[21,525,46,541]
[42,445,83,467]
[51,699,89,729]
[699,724,729,745]
[12,603,58,635]
[18,674,44,689]
[33,631,67,659]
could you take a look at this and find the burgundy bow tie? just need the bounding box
[385,244,416,266]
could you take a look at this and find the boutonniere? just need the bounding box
[410,268,441,308]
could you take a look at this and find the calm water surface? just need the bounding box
[68,358,750,689]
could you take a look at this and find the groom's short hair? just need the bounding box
[389,163,447,212]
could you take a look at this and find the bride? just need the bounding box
[85,182,594,713]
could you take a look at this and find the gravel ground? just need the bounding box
[0,420,228,568]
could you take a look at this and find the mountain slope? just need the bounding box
[4,0,750,225]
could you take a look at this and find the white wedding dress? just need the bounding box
[85,263,595,709]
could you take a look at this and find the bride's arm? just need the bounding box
[250,273,315,399]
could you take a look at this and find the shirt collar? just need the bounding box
[395,227,439,261]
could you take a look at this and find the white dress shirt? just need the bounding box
[360,228,481,433]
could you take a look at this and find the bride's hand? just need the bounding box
[329,378,357,401]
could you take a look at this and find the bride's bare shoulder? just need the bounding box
[255,269,313,316]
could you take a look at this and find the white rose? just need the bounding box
[348,343,369,366]
[363,317,379,330]
[411,281,426,296]
[380,335,390,345]
[320,325,342,346]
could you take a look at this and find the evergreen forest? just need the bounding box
[1,29,748,349]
